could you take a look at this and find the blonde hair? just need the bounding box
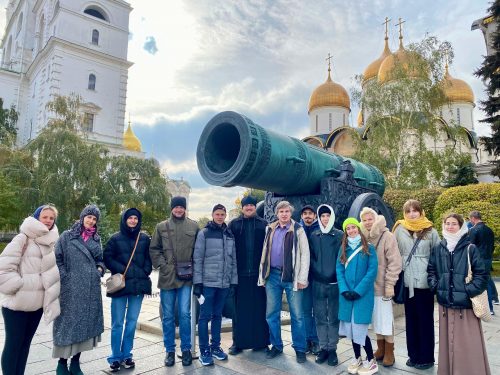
[40,204,59,218]
[275,201,294,215]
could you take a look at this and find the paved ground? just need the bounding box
[2,272,500,374]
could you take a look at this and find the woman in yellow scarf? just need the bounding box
[393,200,440,370]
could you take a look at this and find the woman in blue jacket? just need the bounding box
[337,218,378,375]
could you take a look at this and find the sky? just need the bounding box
[0,0,493,219]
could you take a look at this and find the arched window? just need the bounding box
[84,6,109,21]
[91,29,99,45]
[329,113,332,131]
[457,108,461,125]
[16,13,23,35]
[315,115,318,132]
[88,74,96,90]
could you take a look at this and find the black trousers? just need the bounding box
[404,288,435,365]
[1,307,43,375]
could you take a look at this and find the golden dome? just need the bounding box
[123,121,142,152]
[442,65,475,104]
[308,69,350,113]
[363,37,391,84]
[377,26,427,84]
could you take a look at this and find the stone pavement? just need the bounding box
[1,273,500,374]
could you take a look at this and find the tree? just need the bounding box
[102,155,170,235]
[445,158,479,187]
[197,216,210,228]
[474,1,500,177]
[352,36,471,189]
[0,98,18,147]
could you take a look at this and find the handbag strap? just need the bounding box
[374,231,386,250]
[345,246,362,268]
[405,234,424,267]
[123,233,141,277]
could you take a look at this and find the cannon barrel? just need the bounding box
[196,111,385,196]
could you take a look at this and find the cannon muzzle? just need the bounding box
[196,111,385,196]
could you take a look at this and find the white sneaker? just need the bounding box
[358,358,379,375]
[347,357,363,374]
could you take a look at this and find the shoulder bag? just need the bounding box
[105,233,140,294]
[465,245,491,322]
[393,234,423,304]
[165,221,193,281]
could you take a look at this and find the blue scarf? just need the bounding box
[347,234,361,249]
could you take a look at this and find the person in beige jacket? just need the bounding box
[360,207,402,368]
[0,205,60,375]
[258,201,310,364]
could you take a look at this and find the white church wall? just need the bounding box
[309,106,350,135]
[440,103,474,131]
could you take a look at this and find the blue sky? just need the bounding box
[0,1,493,218]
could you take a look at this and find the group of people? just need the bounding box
[0,195,494,375]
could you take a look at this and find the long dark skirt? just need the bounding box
[438,306,490,375]
[233,275,269,349]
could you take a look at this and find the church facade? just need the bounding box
[303,26,497,183]
[0,0,143,156]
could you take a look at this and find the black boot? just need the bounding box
[182,350,192,366]
[229,345,242,355]
[164,352,175,367]
[315,349,329,364]
[327,350,338,366]
[69,360,83,375]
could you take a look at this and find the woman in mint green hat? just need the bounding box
[337,218,378,375]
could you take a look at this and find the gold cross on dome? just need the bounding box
[326,53,333,72]
[395,17,405,39]
[382,17,391,38]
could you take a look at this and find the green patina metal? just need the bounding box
[197,111,385,196]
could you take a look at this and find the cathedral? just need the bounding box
[0,0,143,157]
[302,21,496,183]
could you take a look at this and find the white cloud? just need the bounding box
[188,186,245,220]
[161,158,198,176]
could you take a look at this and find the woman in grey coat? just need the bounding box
[53,205,106,375]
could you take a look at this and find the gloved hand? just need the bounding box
[342,291,354,300]
[193,284,203,298]
[342,291,361,301]
[229,284,237,298]
[350,291,361,300]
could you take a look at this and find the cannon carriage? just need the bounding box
[196,111,394,228]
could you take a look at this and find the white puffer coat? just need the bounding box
[0,216,60,322]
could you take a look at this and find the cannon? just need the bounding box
[197,111,394,229]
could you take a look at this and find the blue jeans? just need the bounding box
[160,285,192,352]
[302,282,319,343]
[485,260,494,312]
[265,269,307,352]
[108,295,144,364]
[198,287,230,352]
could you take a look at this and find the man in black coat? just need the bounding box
[469,210,496,314]
[227,196,269,355]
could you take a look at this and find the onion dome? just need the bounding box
[442,63,475,104]
[378,19,427,84]
[123,120,142,152]
[308,66,350,113]
[363,32,392,84]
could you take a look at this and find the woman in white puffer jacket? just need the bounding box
[0,204,61,375]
